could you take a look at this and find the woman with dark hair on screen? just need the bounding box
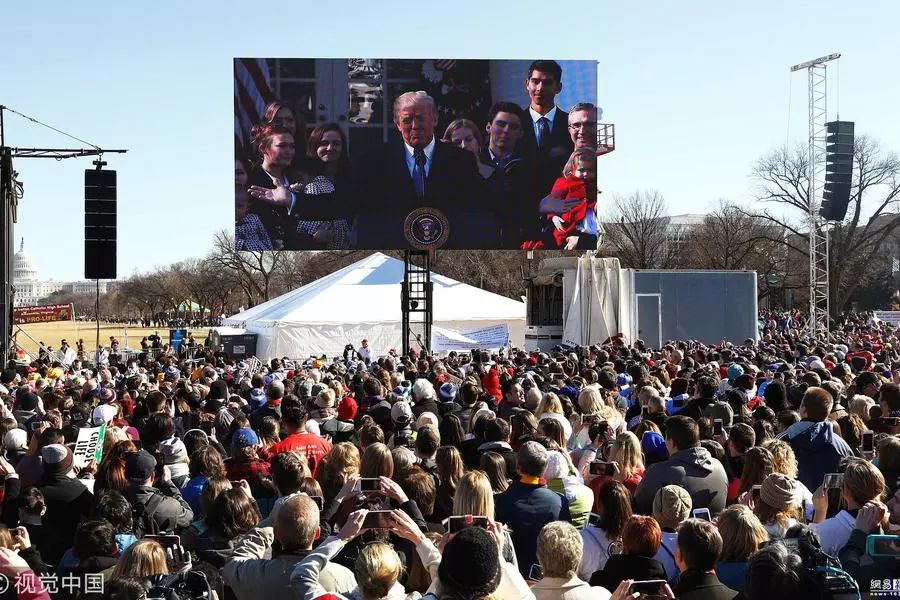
[294,123,353,249]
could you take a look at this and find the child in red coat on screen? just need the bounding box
[547,148,598,250]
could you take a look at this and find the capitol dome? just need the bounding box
[13,238,37,282]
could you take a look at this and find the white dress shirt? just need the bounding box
[404,136,435,177]
[530,105,558,139]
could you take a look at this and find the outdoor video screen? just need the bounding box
[234,58,598,251]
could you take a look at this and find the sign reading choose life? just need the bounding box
[73,424,107,469]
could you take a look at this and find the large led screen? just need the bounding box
[234,58,597,250]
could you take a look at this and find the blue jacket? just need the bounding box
[494,480,570,577]
[715,561,748,593]
[181,475,208,517]
[784,420,853,492]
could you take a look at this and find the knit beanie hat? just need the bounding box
[159,437,188,465]
[315,388,336,409]
[652,484,692,530]
[543,450,568,481]
[641,431,669,463]
[3,429,27,451]
[761,473,799,512]
[438,526,502,600]
[337,396,358,421]
[42,444,74,475]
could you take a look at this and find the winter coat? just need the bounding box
[39,473,94,565]
[291,535,420,600]
[495,480,570,577]
[780,420,853,493]
[123,481,194,533]
[590,553,667,592]
[224,526,355,600]
[633,447,729,516]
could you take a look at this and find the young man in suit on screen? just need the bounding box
[520,60,575,197]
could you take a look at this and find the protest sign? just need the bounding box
[12,303,74,325]
[73,425,106,469]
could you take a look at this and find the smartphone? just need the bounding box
[866,535,900,557]
[861,430,875,453]
[359,478,381,492]
[361,510,394,529]
[587,512,602,527]
[448,514,489,534]
[589,461,614,476]
[713,419,724,436]
[823,473,844,489]
[751,485,761,504]
[630,580,667,595]
[229,480,244,488]
[581,414,600,425]
[309,495,324,511]
[692,508,712,522]
[146,534,185,567]
[527,563,544,582]
[30,422,41,432]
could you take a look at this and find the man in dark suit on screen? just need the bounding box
[350,91,499,249]
[520,60,575,197]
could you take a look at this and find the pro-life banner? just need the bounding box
[433,324,510,352]
[874,311,900,326]
[12,303,74,325]
[73,424,106,469]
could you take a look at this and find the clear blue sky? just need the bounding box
[602,2,900,217]
[5,1,899,281]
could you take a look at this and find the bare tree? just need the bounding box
[748,136,900,314]
[209,230,289,305]
[602,189,679,268]
[689,200,798,301]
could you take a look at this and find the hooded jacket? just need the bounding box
[781,419,853,493]
[633,447,728,516]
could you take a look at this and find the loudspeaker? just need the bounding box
[85,240,116,280]
[819,121,854,221]
[84,169,117,279]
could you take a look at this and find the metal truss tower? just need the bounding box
[790,53,839,338]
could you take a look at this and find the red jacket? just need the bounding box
[482,368,502,402]
[547,177,596,247]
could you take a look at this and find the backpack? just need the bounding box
[132,492,166,538]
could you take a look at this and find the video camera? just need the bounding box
[777,525,859,599]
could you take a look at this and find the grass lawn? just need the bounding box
[13,321,209,357]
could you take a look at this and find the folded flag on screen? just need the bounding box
[234,58,275,155]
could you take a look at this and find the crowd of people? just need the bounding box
[0,309,897,599]
[235,60,599,251]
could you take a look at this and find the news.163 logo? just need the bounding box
[871,579,900,597]
[0,572,105,595]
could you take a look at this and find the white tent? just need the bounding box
[222,253,525,359]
